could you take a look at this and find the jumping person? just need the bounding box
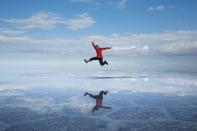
[84,90,112,114]
[84,42,112,66]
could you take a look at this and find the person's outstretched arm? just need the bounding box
[92,42,97,50]
[100,47,112,50]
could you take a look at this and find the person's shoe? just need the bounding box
[84,92,88,96]
[105,61,108,65]
[84,59,88,63]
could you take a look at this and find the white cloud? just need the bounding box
[0,28,25,36]
[86,30,197,55]
[156,5,165,10]
[66,13,95,30]
[1,12,63,30]
[143,45,149,51]
[87,30,197,44]
[0,83,32,91]
[148,5,165,11]
[113,45,136,51]
[0,29,197,55]
[1,12,95,31]
[70,0,127,9]
[160,41,197,55]
[117,0,127,8]
[0,35,87,45]
[112,45,150,55]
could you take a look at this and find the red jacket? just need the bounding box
[92,42,111,58]
[96,99,102,108]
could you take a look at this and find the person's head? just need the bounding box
[95,45,99,49]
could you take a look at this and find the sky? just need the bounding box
[0,0,197,67]
[1,0,197,105]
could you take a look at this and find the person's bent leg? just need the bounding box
[99,58,105,66]
[84,92,97,99]
[84,59,88,63]
[99,58,108,66]
[84,57,98,63]
[104,60,108,65]
[88,57,99,62]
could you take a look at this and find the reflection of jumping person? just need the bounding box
[84,91,112,114]
[84,42,112,66]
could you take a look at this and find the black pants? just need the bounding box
[88,93,103,100]
[88,94,102,100]
[89,57,107,66]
